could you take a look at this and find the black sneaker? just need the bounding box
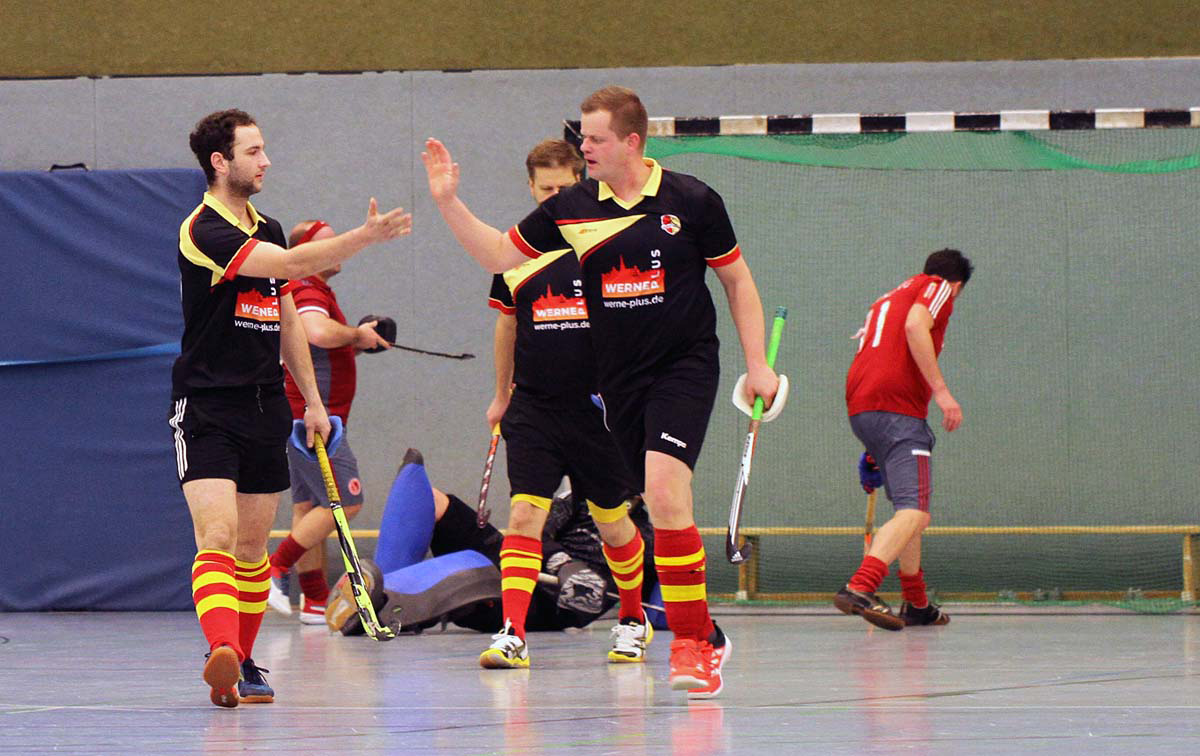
[238,658,274,703]
[834,587,905,631]
[899,601,950,626]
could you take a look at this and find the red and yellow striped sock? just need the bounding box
[234,553,270,660]
[499,534,542,639]
[601,529,646,622]
[191,549,242,659]
[654,526,713,642]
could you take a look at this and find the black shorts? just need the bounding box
[168,384,292,494]
[500,390,636,512]
[597,342,720,489]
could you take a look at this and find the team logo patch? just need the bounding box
[660,214,681,235]
[348,478,362,496]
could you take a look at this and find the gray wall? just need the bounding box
[3,58,1198,587]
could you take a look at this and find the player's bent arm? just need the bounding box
[299,310,360,350]
[486,313,516,428]
[714,257,779,406]
[280,295,331,444]
[904,304,948,394]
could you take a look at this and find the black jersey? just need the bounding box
[488,248,596,401]
[508,159,740,393]
[171,192,293,398]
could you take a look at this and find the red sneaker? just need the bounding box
[669,638,706,691]
[687,623,732,700]
[203,645,240,708]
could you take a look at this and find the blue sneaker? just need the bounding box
[238,658,274,703]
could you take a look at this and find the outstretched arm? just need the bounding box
[422,138,527,273]
[239,198,412,280]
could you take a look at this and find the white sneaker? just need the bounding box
[266,567,292,616]
[479,620,529,669]
[608,612,653,663]
[298,595,326,625]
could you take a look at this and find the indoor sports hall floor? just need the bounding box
[2,609,1199,754]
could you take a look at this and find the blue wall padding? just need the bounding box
[0,169,207,610]
[645,582,667,630]
[374,456,436,573]
[382,550,495,594]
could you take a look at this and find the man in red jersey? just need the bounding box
[835,248,973,630]
[266,220,392,625]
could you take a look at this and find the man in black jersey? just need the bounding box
[478,139,650,671]
[423,87,778,699]
[171,108,411,708]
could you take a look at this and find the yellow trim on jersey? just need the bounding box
[597,158,663,210]
[655,550,706,567]
[511,493,553,512]
[191,571,238,591]
[661,583,707,603]
[501,576,537,593]
[195,593,239,616]
[558,215,644,260]
[203,191,263,235]
[501,248,573,296]
[587,499,632,524]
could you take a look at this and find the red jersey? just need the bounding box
[845,273,955,419]
[283,276,357,422]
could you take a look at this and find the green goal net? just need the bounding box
[655,127,1200,612]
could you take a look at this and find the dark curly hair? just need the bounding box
[923,248,973,284]
[189,109,256,185]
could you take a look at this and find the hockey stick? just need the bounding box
[864,490,877,556]
[386,341,475,360]
[476,424,501,527]
[727,306,788,564]
[314,432,399,640]
[536,573,665,614]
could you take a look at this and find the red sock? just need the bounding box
[602,529,646,622]
[899,569,928,607]
[270,535,307,572]
[235,554,269,659]
[653,526,713,642]
[499,534,542,639]
[191,550,242,659]
[299,569,330,604]
[848,555,889,595]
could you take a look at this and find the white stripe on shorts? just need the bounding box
[170,398,188,480]
[911,449,931,457]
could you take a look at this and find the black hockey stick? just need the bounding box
[387,342,475,360]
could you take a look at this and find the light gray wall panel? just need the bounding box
[0,78,95,170]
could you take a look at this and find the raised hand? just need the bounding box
[421,138,460,204]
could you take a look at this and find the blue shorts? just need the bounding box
[849,411,935,513]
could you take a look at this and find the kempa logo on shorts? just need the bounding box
[660,431,687,449]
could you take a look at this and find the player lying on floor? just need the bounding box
[325,448,665,636]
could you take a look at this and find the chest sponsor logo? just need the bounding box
[600,257,665,299]
[531,285,589,323]
[660,214,681,236]
[235,288,281,329]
